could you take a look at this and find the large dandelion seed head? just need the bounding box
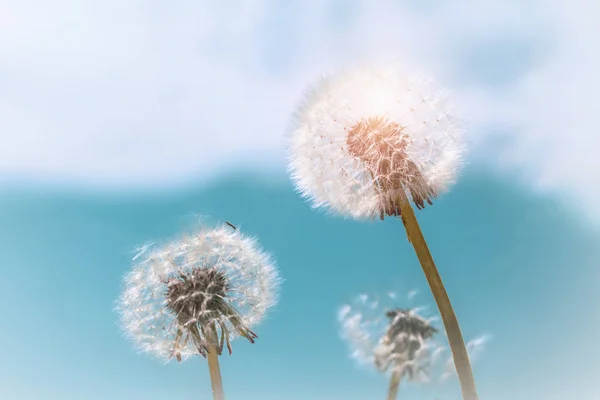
[289,64,466,220]
[116,223,281,363]
[338,291,487,384]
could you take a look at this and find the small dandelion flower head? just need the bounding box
[374,308,440,381]
[338,291,444,383]
[116,222,280,363]
[338,291,488,385]
[288,63,466,220]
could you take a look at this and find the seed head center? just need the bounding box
[346,116,436,217]
[346,116,409,174]
[165,267,229,325]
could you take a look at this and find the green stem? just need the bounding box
[387,369,402,400]
[206,345,225,400]
[203,326,225,400]
[397,192,479,400]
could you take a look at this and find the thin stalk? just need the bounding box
[387,369,402,400]
[396,191,479,400]
[206,345,225,400]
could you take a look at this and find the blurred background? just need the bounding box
[1,1,599,399]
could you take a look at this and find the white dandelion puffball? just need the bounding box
[374,308,440,382]
[338,292,487,384]
[117,223,280,363]
[338,292,444,381]
[288,63,466,220]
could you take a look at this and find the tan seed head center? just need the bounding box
[345,116,436,218]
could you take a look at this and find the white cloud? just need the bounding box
[1,0,599,215]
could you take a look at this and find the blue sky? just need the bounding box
[1,1,599,399]
[1,170,599,400]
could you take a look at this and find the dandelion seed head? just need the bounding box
[116,223,281,363]
[338,291,487,385]
[288,64,466,220]
[338,292,442,379]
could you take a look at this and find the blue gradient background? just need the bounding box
[1,1,599,398]
[1,168,598,400]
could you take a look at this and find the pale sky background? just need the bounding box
[1,2,600,400]
[1,0,599,217]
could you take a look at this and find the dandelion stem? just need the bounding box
[206,345,225,400]
[387,369,402,400]
[396,192,479,400]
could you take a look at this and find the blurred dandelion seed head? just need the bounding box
[338,291,487,385]
[116,223,281,363]
[288,64,466,220]
[375,308,440,382]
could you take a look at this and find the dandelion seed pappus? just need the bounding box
[117,223,280,363]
